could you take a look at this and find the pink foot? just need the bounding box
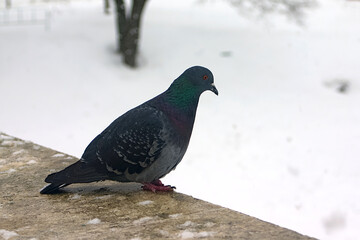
[142,180,176,193]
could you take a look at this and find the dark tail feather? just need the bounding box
[40,183,70,194]
[40,160,108,194]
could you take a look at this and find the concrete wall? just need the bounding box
[0,132,315,239]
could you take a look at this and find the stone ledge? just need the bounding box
[0,132,315,240]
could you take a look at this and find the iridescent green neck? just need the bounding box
[165,77,201,110]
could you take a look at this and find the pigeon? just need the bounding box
[40,66,218,194]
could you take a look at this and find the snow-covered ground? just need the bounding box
[1,0,359,239]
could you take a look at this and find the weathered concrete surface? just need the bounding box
[0,132,315,240]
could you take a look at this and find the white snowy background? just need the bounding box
[1,0,359,239]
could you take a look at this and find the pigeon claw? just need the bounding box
[142,179,176,193]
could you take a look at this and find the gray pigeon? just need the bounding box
[40,66,218,194]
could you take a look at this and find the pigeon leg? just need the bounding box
[142,179,176,192]
[151,179,165,186]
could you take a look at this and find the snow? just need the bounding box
[1,0,359,239]
[169,213,182,219]
[87,218,101,224]
[179,221,195,228]
[52,153,65,158]
[12,149,25,155]
[94,195,112,200]
[0,229,18,240]
[0,134,14,140]
[32,145,40,150]
[133,216,154,225]
[178,230,196,239]
[69,193,81,200]
[1,168,17,174]
[137,200,154,205]
[27,160,38,164]
[178,230,214,239]
[158,229,169,237]
[0,140,24,147]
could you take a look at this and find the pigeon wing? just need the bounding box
[82,105,167,179]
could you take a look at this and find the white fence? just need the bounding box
[0,7,52,30]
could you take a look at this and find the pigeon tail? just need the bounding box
[40,160,108,194]
[40,182,70,194]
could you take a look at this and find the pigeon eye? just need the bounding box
[203,75,208,80]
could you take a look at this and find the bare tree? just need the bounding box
[111,0,315,68]
[104,0,111,14]
[228,0,316,24]
[6,0,12,8]
[113,0,148,68]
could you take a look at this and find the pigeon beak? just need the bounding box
[210,83,218,96]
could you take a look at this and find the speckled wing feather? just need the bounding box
[81,105,167,181]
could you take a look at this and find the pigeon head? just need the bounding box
[180,66,218,96]
[161,66,218,111]
[169,66,218,97]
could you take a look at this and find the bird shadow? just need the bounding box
[43,182,143,195]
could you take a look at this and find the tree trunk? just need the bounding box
[104,0,110,14]
[6,0,11,8]
[114,0,147,68]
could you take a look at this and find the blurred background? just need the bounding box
[1,0,359,239]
